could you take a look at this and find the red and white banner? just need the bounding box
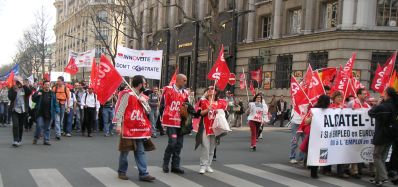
[90,59,98,90]
[239,73,246,90]
[69,49,95,67]
[94,54,123,104]
[228,73,236,85]
[249,81,256,96]
[371,52,397,93]
[307,70,325,104]
[343,53,356,78]
[115,46,163,80]
[250,67,262,84]
[207,45,230,90]
[301,65,313,93]
[64,56,78,75]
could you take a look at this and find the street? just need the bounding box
[0,125,393,187]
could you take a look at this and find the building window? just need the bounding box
[249,56,264,88]
[321,1,338,29]
[288,8,302,34]
[275,55,293,89]
[260,15,272,38]
[370,52,397,82]
[377,0,398,26]
[97,10,107,22]
[308,52,328,70]
[96,27,108,40]
[196,62,208,88]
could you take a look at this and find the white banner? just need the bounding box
[69,49,95,67]
[307,108,376,166]
[115,46,162,80]
[50,72,71,82]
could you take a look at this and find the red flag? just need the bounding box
[307,70,325,104]
[239,73,246,90]
[207,45,231,90]
[64,56,78,75]
[90,58,98,90]
[43,73,50,81]
[94,54,123,104]
[249,81,256,96]
[290,76,310,115]
[228,73,236,85]
[6,71,14,88]
[345,79,357,99]
[250,67,262,84]
[343,52,356,78]
[331,66,350,94]
[169,68,178,86]
[372,52,397,93]
[320,67,337,86]
[300,65,313,93]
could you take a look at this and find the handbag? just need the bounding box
[143,139,156,152]
[212,109,232,137]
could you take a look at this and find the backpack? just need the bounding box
[84,93,97,106]
[53,85,68,102]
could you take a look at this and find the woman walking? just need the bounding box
[247,94,268,151]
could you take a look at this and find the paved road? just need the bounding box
[0,125,395,187]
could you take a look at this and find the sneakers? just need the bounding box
[199,166,206,174]
[206,166,214,173]
[118,173,129,180]
[12,141,18,147]
[258,133,263,139]
[171,168,184,174]
[56,136,61,140]
[66,133,71,137]
[289,159,298,164]
[139,175,156,182]
[43,142,51,146]
[250,146,256,151]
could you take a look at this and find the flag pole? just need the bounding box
[242,67,250,103]
[210,79,218,106]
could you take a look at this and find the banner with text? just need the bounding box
[115,46,162,80]
[307,108,376,166]
[69,49,95,67]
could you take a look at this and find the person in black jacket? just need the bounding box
[276,95,287,127]
[8,77,32,147]
[368,87,398,185]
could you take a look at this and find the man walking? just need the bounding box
[8,76,32,147]
[0,87,9,127]
[74,82,85,132]
[148,86,160,138]
[276,95,287,127]
[115,75,155,182]
[81,86,99,137]
[52,76,70,140]
[32,80,59,145]
[161,74,189,174]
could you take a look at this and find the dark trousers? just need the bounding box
[387,140,398,172]
[0,102,9,124]
[163,127,184,169]
[12,112,27,142]
[83,108,96,134]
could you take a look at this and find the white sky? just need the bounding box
[0,0,56,67]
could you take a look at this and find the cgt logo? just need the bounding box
[319,148,328,163]
[360,146,373,162]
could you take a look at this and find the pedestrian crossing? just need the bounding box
[1,163,390,187]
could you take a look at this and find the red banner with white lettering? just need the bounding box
[250,67,262,84]
[249,81,256,96]
[90,59,98,90]
[239,73,246,90]
[64,56,78,75]
[301,65,313,93]
[331,66,350,94]
[371,52,397,93]
[343,53,356,78]
[169,68,178,86]
[207,45,230,90]
[307,70,325,104]
[94,54,123,104]
[291,76,310,115]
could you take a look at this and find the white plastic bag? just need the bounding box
[212,109,232,136]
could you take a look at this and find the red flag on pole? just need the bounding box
[290,76,310,115]
[319,67,337,86]
[250,67,262,84]
[249,81,256,96]
[372,52,397,93]
[228,73,236,85]
[169,68,178,86]
[64,56,79,75]
[239,73,246,90]
[343,52,356,78]
[307,70,325,104]
[207,45,231,90]
[300,65,313,93]
[94,54,123,104]
[43,73,50,81]
[331,66,350,94]
[6,71,15,88]
[90,58,98,90]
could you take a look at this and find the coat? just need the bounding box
[32,90,59,120]
[8,85,32,113]
[368,99,397,145]
[118,138,156,152]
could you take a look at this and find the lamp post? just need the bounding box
[65,34,87,80]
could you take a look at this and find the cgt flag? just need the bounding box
[249,81,256,96]
[343,53,356,78]
[94,54,123,105]
[239,73,246,90]
[290,76,310,115]
[90,59,98,90]
[207,45,231,90]
[307,70,325,104]
[250,67,262,84]
[371,52,397,93]
[64,56,79,75]
[169,68,178,86]
[301,65,313,93]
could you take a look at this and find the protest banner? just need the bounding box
[115,46,163,80]
[307,108,377,166]
[69,49,95,67]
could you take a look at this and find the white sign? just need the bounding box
[307,108,376,166]
[115,46,162,80]
[51,72,71,82]
[69,49,95,67]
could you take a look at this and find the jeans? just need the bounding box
[290,123,305,160]
[374,144,391,181]
[163,127,184,169]
[11,112,27,142]
[102,107,114,135]
[118,139,149,177]
[34,116,52,142]
[0,102,8,124]
[54,105,65,137]
[64,109,73,134]
[74,108,82,130]
[200,133,216,167]
[270,112,277,125]
[149,108,158,135]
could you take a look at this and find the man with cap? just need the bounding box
[8,76,32,147]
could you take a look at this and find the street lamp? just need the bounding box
[64,34,87,80]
